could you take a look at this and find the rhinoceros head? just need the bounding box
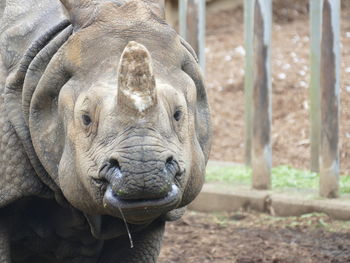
[29,0,211,227]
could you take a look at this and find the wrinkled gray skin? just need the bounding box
[0,0,211,262]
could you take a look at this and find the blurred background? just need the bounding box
[164,0,350,175]
[158,2,350,262]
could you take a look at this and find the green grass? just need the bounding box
[206,165,350,194]
[206,165,251,185]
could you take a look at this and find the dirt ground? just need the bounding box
[205,0,350,173]
[159,210,350,263]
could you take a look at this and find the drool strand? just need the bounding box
[117,204,134,248]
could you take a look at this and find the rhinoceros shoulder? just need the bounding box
[0,0,68,207]
[0,0,66,74]
[0,112,50,207]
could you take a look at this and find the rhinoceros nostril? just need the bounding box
[165,156,174,166]
[98,158,123,187]
[165,156,180,177]
[165,156,175,172]
[109,158,121,170]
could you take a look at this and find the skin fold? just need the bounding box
[0,0,212,262]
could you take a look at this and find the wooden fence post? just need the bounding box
[244,0,254,167]
[179,0,188,39]
[178,0,206,72]
[251,0,272,190]
[319,0,340,198]
[197,0,206,72]
[309,0,322,173]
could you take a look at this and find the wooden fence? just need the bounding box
[179,0,206,72]
[177,0,341,199]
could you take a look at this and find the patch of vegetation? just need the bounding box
[271,165,318,189]
[206,165,350,194]
[206,165,251,185]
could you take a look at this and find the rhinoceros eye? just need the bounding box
[173,110,182,122]
[82,114,92,126]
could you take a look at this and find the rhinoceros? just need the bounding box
[0,0,211,262]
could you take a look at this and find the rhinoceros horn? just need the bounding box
[117,41,157,115]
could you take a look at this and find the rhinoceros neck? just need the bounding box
[4,21,73,199]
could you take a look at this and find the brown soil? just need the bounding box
[205,0,350,173]
[159,211,350,263]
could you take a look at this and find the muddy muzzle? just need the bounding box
[99,154,182,223]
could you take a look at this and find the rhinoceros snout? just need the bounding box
[99,155,179,201]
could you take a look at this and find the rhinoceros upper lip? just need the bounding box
[103,184,181,222]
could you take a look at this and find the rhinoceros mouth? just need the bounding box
[103,184,181,223]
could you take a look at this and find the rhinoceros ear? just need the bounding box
[60,0,165,29]
[182,50,212,162]
[146,0,165,19]
[180,43,212,207]
[59,0,97,29]
[117,41,157,115]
